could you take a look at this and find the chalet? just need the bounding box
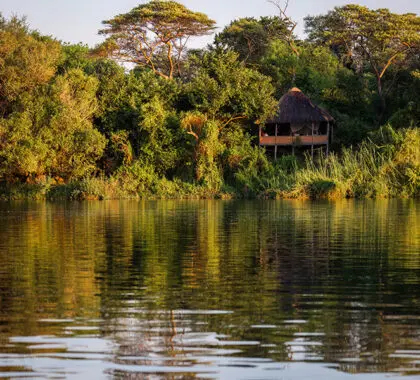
[259,87,334,159]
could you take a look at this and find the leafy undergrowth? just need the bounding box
[1,127,418,201]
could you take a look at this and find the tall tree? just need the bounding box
[97,0,216,79]
[0,15,61,116]
[268,0,299,57]
[182,51,277,130]
[305,5,420,115]
[214,16,290,64]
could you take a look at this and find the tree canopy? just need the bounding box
[215,16,291,64]
[98,0,216,79]
[305,5,420,114]
[0,15,61,115]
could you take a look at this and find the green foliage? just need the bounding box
[0,65,105,180]
[288,127,420,199]
[305,5,420,114]
[215,16,291,64]
[0,15,61,111]
[0,110,48,178]
[112,160,194,198]
[219,125,271,195]
[113,161,160,196]
[57,43,98,75]
[98,0,216,79]
[0,7,419,200]
[93,67,186,176]
[183,51,277,123]
[194,120,224,191]
[260,40,298,95]
[44,69,106,179]
[260,40,340,97]
[137,96,185,176]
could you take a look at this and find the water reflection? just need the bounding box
[0,200,419,378]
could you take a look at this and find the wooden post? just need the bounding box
[274,123,278,160]
[290,124,294,156]
[326,122,330,156]
[259,125,262,147]
[311,122,314,159]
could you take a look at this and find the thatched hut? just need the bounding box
[259,87,334,158]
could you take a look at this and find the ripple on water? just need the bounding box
[0,200,419,379]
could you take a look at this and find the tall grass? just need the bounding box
[284,126,420,199]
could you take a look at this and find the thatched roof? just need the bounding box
[268,88,334,124]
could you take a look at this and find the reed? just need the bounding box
[284,126,420,199]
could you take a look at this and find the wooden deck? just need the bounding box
[259,135,328,146]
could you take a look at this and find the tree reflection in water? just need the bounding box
[0,200,419,377]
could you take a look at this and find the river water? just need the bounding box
[0,200,419,379]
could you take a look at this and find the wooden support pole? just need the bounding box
[259,125,262,147]
[326,122,330,156]
[274,123,278,160]
[311,122,314,159]
[290,123,294,156]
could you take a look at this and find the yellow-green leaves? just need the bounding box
[0,16,106,182]
[98,1,216,79]
[305,5,420,113]
[0,16,61,105]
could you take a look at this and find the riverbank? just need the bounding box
[2,126,419,201]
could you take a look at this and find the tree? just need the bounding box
[305,5,420,115]
[179,51,277,186]
[214,16,290,64]
[268,0,299,57]
[261,40,339,98]
[0,15,61,115]
[46,69,106,180]
[182,51,277,127]
[97,0,216,79]
[0,68,106,181]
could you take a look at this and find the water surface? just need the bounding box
[0,200,419,379]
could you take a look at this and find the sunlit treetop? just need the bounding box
[305,5,420,113]
[305,5,420,71]
[97,0,216,79]
[215,16,292,63]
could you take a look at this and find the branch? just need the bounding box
[186,130,199,141]
[268,0,289,18]
[267,0,299,57]
[174,35,190,77]
[166,42,174,79]
[379,47,411,78]
[220,116,247,129]
[358,42,380,78]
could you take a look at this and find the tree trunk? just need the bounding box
[377,75,386,121]
[167,42,174,80]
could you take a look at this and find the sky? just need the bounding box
[1,0,419,47]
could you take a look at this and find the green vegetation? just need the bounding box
[0,2,419,200]
[97,0,216,79]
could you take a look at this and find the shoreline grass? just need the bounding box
[1,127,418,202]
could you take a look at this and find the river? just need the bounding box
[0,200,419,379]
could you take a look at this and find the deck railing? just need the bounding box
[259,135,328,146]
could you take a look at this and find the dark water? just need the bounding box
[0,200,419,379]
